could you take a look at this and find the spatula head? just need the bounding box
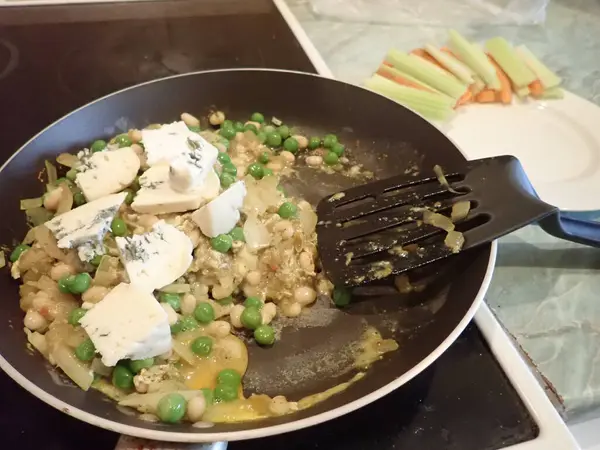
[316,155,557,287]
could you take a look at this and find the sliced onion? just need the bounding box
[26,207,53,226]
[423,210,455,232]
[91,358,112,377]
[243,213,271,251]
[34,226,67,261]
[25,329,49,358]
[45,160,57,185]
[20,197,43,210]
[22,226,39,245]
[298,203,318,234]
[159,283,191,294]
[56,153,80,168]
[433,165,459,194]
[445,230,465,253]
[55,185,73,216]
[394,274,414,294]
[51,344,93,391]
[0,251,5,270]
[451,201,470,222]
[171,339,197,365]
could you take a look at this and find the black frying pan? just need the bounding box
[0,69,494,442]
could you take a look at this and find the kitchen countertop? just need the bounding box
[286,0,600,420]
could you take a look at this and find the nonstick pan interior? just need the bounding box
[0,70,493,441]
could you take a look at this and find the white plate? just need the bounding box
[441,91,600,212]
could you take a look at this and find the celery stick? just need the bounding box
[385,49,468,101]
[515,45,562,90]
[485,37,536,89]
[363,75,454,121]
[378,64,448,97]
[539,87,564,100]
[424,44,474,85]
[448,30,500,90]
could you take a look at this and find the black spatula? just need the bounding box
[316,155,600,287]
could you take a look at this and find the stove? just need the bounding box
[0,1,578,449]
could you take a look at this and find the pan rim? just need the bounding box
[0,68,497,442]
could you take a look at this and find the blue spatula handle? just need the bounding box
[539,214,600,247]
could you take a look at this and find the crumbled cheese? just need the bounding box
[141,121,206,167]
[191,180,246,238]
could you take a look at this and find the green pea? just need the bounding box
[159,292,181,311]
[191,336,213,356]
[262,125,276,134]
[210,234,233,253]
[10,244,30,263]
[123,189,134,205]
[157,393,187,423]
[171,316,198,334]
[333,287,352,307]
[244,123,258,134]
[233,121,245,132]
[256,131,267,144]
[216,368,242,387]
[218,137,230,150]
[308,137,321,150]
[229,227,245,242]
[217,296,235,305]
[73,192,86,206]
[262,167,274,177]
[323,134,338,148]
[247,163,264,180]
[221,120,234,129]
[194,302,215,324]
[70,273,92,294]
[114,134,132,148]
[324,151,339,166]
[331,142,345,157]
[251,112,265,123]
[254,325,275,346]
[258,151,270,164]
[111,218,127,237]
[68,308,87,325]
[58,275,75,293]
[217,152,231,164]
[129,357,154,373]
[75,338,95,362]
[90,255,103,266]
[202,388,214,405]
[241,306,262,330]
[90,140,107,153]
[277,125,290,139]
[283,137,299,154]
[220,172,236,188]
[221,162,237,176]
[66,168,78,181]
[220,127,236,141]
[112,365,134,389]
[214,383,238,403]
[243,296,262,309]
[188,125,201,133]
[266,132,282,148]
[277,202,297,219]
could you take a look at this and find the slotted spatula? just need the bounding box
[316,155,600,287]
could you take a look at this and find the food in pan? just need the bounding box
[9,111,397,424]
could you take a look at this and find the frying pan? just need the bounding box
[0,69,495,442]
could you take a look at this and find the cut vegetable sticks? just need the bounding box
[475,89,497,103]
[485,37,537,89]
[528,80,545,98]
[377,64,436,93]
[487,55,512,105]
[515,45,562,89]
[424,44,475,85]
[410,48,448,71]
[448,30,500,90]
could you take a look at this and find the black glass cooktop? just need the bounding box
[0,1,538,449]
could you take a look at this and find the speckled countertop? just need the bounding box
[287,0,600,420]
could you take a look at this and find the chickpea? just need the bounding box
[306,156,323,167]
[293,286,317,306]
[43,187,63,211]
[209,111,225,126]
[50,262,76,281]
[246,270,261,286]
[181,112,200,128]
[24,310,48,332]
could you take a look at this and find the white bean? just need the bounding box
[280,151,295,164]
[43,187,63,211]
[281,301,302,318]
[273,220,294,239]
[235,261,249,278]
[187,395,207,422]
[349,165,361,176]
[128,129,143,143]
[266,161,283,172]
[246,270,261,286]
[269,396,291,416]
[81,286,109,304]
[181,112,200,128]
[339,156,349,164]
[261,303,277,325]
[133,374,149,394]
[194,283,209,296]
[299,252,314,272]
[24,310,48,332]
[245,121,261,129]
[181,294,197,316]
[207,320,231,338]
[230,305,245,328]
[212,284,233,300]
[81,302,95,310]
[292,135,308,149]
[50,262,76,281]
[209,111,225,126]
[160,303,179,326]
[294,286,317,306]
[306,155,323,167]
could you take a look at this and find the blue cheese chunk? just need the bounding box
[142,121,206,167]
[131,163,220,215]
[45,193,126,262]
[75,147,140,201]
[115,220,193,292]
[169,138,219,193]
[79,283,171,367]
[191,180,246,238]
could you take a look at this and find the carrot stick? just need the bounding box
[410,48,450,72]
[382,60,393,67]
[529,80,545,97]
[455,89,473,107]
[486,54,513,105]
[376,67,433,92]
[440,47,460,60]
[475,89,498,103]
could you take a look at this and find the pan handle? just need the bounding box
[114,436,227,450]
[538,213,600,248]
